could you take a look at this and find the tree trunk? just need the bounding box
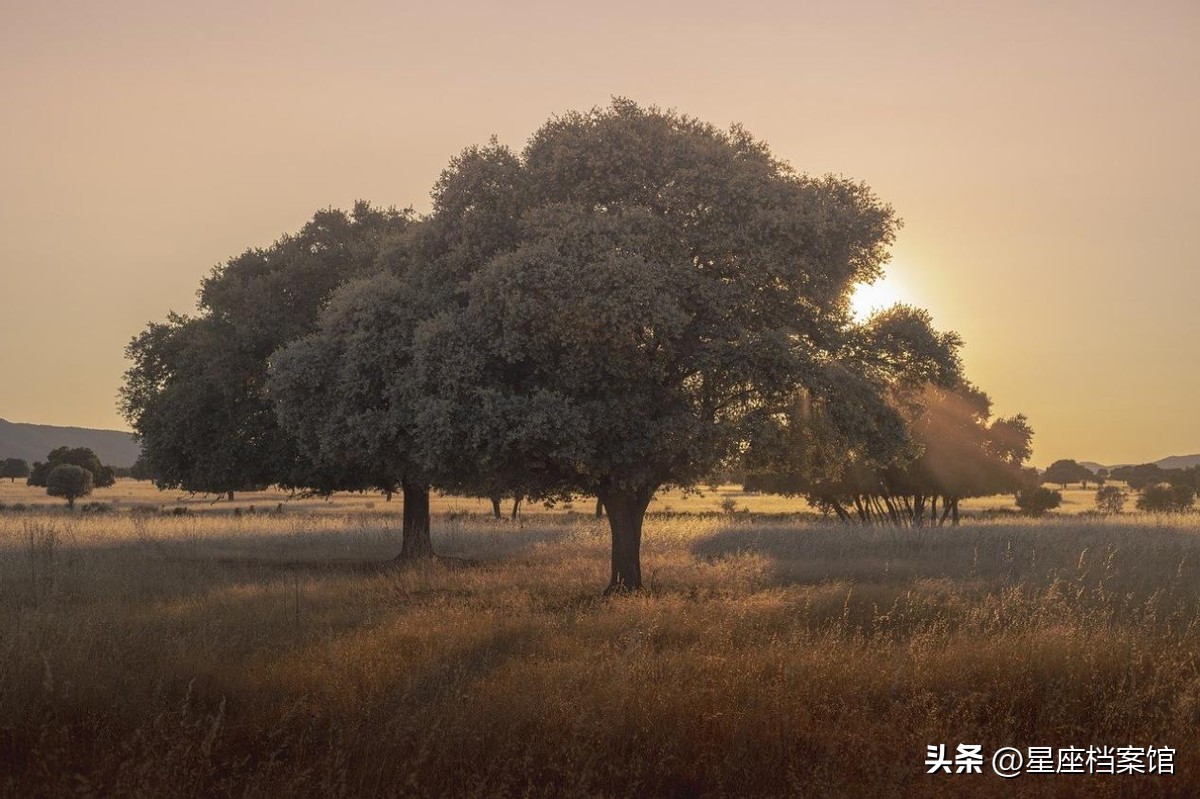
[852,495,869,523]
[510,494,523,521]
[951,497,960,526]
[490,492,502,519]
[599,485,655,593]
[398,481,433,559]
[594,497,605,518]
[829,499,853,523]
[227,491,235,502]
[67,496,75,510]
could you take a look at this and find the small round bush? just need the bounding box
[1016,486,1062,517]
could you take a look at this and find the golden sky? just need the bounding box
[2,0,1197,466]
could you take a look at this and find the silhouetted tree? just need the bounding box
[1016,486,1062,516]
[1094,485,1127,514]
[1110,463,1165,491]
[27,447,114,488]
[46,464,93,509]
[1137,483,1195,513]
[1042,459,1094,488]
[744,308,1032,527]
[1,458,29,482]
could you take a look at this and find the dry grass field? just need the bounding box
[2,481,1194,796]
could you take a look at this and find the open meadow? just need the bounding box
[2,484,1197,797]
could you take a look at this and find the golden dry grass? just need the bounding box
[2,498,1197,796]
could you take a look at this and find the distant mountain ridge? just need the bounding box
[1078,455,1200,473]
[0,418,140,468]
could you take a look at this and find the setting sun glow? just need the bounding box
[850,272,910,321]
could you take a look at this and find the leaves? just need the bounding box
[414,99,901,497]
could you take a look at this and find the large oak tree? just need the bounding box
[413,99,900,591]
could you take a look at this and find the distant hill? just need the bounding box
[0,418,140,467]
[1078,455,1200,473]
[1154,454,1200,470]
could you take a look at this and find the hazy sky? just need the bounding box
[2,0,1197,466]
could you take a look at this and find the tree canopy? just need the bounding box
[744,305,1033,527]
[410,99,902,590]
[120,203,412,498]
[46,464,93,509]
[28,447,114,489]
[1042,459,1094,488]
[1,458,30,482]
[1016,486,1062,517]
[1094,485,1126,514]
[1137,483,1196,513]
[268,271,436,556]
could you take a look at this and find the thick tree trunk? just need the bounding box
[227,491,235,502]
[599,485,655,593]
[951,497,960,526]
[510,494,523,521]
[594,497,605,518]
[490,492,502,519]
[398,481,433,559]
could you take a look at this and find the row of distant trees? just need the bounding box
[3,452,154,486]
[1036,458,1198,515]
[1041,458,1200,491]
[1093,483,1195,515]
[0,447,126,508]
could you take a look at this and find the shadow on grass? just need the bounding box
[687,517,1200,590]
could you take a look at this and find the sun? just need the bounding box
[849,271,910,321]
